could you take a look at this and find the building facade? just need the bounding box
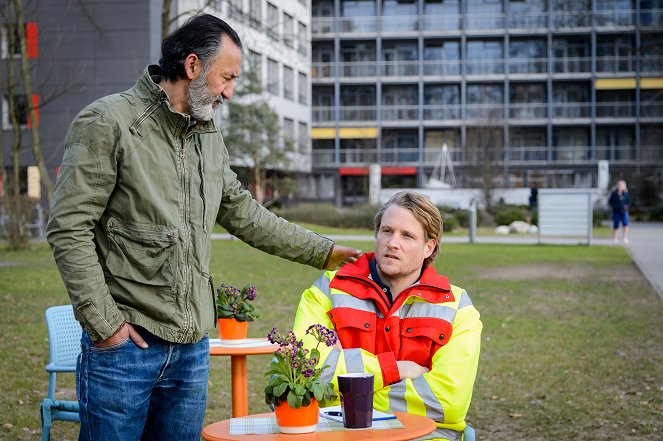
[310,0,663,205]
[204,0,313,177]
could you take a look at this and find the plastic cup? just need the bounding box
[337,373,374,428]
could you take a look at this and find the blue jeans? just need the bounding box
[77,327,209,441]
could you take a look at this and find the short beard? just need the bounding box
[187,72,222,121]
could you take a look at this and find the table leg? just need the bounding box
[229,355,249,417]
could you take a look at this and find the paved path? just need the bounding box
[624,222,663,300]
[212,223,662,300]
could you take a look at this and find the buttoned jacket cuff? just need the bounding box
[377,352,400,386]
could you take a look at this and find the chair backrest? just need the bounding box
[45,305,82,369]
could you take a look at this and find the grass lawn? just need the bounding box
[1,239,661,440]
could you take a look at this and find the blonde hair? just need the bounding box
[373,191,442,268]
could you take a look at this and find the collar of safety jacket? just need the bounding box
[332,253,454,305]
[133,65,218,139]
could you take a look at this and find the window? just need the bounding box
[283,117,295,147]
[249,0,262,28]
[267,58,279,95]
[283,65,294,100]
[283,13,294,48]
[297,22,308,56]
[2,93,39,129]
[267,3,279,40]
[1,22,38,59]
[228,0,243,20]
[298,121,308,153]
[248,50,262,86]
[298,71,308,104]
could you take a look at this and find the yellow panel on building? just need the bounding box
[338,127,378,139]
[640,78,663,89]
[595,78,637,89]
[310,128,337,139]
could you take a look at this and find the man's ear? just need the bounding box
[184,53,201,80]
[424,239,436,259]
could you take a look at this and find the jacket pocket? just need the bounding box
[399,318,453,368]
[105,218,178,289]
[328,308,377,353]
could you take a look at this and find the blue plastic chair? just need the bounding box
[464,423,476,441]
[40,305,82,441]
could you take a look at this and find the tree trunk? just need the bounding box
[161,0,171,40]
[253,164,264,204]
[14,0,53,203]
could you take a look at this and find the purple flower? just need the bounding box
[245,285,257,301]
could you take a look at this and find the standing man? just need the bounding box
[608,179,630,244]
[46,14,360,441]
[293,191,482,441]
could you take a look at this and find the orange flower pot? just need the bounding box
[217,318,248,344]
[274,399,319,434]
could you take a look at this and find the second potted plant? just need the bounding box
[264,324,338,433]
[216,283,259,343]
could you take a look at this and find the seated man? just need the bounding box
[293,191,482,441]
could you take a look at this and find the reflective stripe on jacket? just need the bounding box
[47,65,333,344]
[293,253,481,437]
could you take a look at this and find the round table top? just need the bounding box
[209,338,277,356]
[201,411,437,441]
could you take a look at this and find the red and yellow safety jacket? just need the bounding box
[293,253,482,440]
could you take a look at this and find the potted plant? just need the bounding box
[216,283,259,343]
[264,325,338,434]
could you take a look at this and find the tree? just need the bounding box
[221,66,294,204]
[465,107,505,210]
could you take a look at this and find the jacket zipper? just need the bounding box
[179,139,193,342]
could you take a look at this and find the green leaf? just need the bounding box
[287,390,303,409]
[273,382,288,398]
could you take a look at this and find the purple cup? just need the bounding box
[337,373,374,428]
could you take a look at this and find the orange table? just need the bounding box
[209,338,276,417]
[201,411,436,441]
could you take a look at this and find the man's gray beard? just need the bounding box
[187,74,217,121]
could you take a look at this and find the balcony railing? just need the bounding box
[340,62,377,78]
[553,57,591,74]
[311,145,658,167]
[642,56,663,73]
[339,106,377,121]
[465,59,505,75]
[641,101,663,118]
[311,55,653,80]
[509,147,548,162]
[596,55,636,73]
[382,61,418,77]
[423,105,462,120]
[465,104,504,120]
[596,102,635,118]
[312,106,335,122]
[509,103,547,119]
[312,9,662,34]
[381,105,419,121]
[509,58,547,74]
[423,60,461,76]
[552,102,592,118]
[552,146,591,161]
[595,146,637,161]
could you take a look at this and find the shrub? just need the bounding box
[492,205,530,226]
[273,203,377,230]
[442,213,459,232]
[649,204,663,222]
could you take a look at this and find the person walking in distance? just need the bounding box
[608,179,630,244]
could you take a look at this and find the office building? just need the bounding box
[310,0,663,205]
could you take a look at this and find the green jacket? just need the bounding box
[47,66,334,344]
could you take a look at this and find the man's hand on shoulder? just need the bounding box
[93,322,148,349]
[325,245,362,270]
[397,360,429,380]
